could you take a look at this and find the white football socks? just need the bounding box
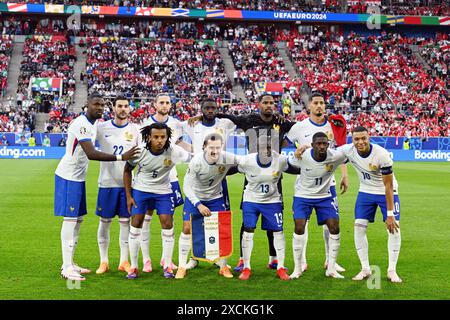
[61,218,78,269]
[118,218,130,263]
[97,218,112,263]
[354,219,370,271]
[242,231,254,270]
[327,233,341,273]
[292,232,307,273]
[300,221,308,265]
[178,232,191,269]
[140,215,152,263]
[161,228,175,269]
[129,226,141,269]
[72,217,83,263]
[388,224,401,272]
[323,224,330,263]
[273,231,286,270]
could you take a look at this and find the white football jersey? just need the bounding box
[289,148,346,199]
[142,115,183,145]
[336,144,399,195]
[128,144,190,194]
[238,152,289,203]
[142,115,183,183]
[96,120,140,188]
[286,118,336,148]
[182,118,236,154]
[55,115,97,182]
[286,117,339,187]
[183,151,239,205]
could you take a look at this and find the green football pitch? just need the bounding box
[0,160,449,300]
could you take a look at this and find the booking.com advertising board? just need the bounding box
[1,135,450,162]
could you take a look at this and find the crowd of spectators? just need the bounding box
[85,37,232,105]
[0,35,13,98]
[2,0,449,16]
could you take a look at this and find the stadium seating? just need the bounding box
[0,35,13,99]
[86,37,231,104]
[228,39,290,101]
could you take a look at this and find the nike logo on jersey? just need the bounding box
[305,133,312,137]
[250,174,257,177]
[105,135,111,138]
[305,168,312,171]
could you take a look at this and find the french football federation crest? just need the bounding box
[79,127,87,135]
[124,132,134,142]
[325,164,334,172]
[218,166,226,174]
[215,127,224,135]
[164,159,173,167]
[368,163,378,171]
[272,171,280,178]
[326,131,334,141]
[273,124,280,131]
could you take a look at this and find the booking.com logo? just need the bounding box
[0,147,46,159]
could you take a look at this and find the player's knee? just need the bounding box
[182,223,191,234]
[328,224,340,235]
[243,227,255,233]
[294,219,306,235]
[131,215,144,228]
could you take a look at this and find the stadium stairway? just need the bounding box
[36,112,49,132]
[218,43,247,102]
[275,42,300,80]
[1,40,24,106]
[73,44,88,114]
[409,44,432,72]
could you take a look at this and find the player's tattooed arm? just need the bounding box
[382,173,399,234]
[80,140,140,161]
[123,162,137,213]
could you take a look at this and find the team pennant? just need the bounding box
[191,211,233,263]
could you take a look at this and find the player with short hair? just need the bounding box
[199,94,297,272]
[237,135,299,281]
[285,92,348,273]
[55,92,140,281]
[288,132,347,279]
[139,93,188,272]
[124,122,191,279]
[337,126,402,283]
[180,97,236,270]
[95,96,141,275]
[175,133,237,279]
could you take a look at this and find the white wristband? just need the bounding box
[116,154,123,161]
[387,210,394,217]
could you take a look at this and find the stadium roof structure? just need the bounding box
[0,3,449,27]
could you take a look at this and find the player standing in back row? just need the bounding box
[336,127,402,283]
[55,92,139,281]
[139,93,190,272]
[95,96,141,275]
[286,92,348,273]
[180,98,237,270]
[206,94,298,272]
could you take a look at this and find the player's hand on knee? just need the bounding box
[127,197,137,214]
[198,204,211,217]
[385,216,399,234]
[122,145,141,161]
